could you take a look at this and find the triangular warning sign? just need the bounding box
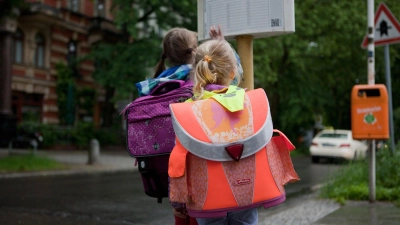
[361,2,400,48]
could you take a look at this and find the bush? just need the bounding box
[70,122,95,148]
[17,122,125,149]
[320,145,400,202]
[95,128,125,146]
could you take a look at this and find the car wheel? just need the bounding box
[311,156,319,163]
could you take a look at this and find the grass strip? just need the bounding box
[0,154,67,172]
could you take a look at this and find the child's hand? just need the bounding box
[209,25,225,41]
[173,207,188,218]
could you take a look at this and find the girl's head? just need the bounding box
[192,40,238,99]
[154,28,197,78]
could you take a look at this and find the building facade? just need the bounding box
[1,0,121,127]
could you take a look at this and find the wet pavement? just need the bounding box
[312,201,400,225]
[1,148,399,225]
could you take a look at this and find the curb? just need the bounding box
[0,166,137,179]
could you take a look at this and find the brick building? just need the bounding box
[0,0,121,131]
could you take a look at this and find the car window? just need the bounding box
[319,133,348,138]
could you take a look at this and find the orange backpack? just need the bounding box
[168,88,299,218]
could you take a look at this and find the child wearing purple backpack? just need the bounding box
[135,28,197,97]
[133,27,199,225]
[135,26,243,97]
[131,26,242,225]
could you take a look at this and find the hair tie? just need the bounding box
[203,55,212,63]
[161,53,167,59]
[186,48,193,54]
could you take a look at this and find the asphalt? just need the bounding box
[0,147,399,225]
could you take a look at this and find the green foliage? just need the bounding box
[393,107,400,143]
[94,127,125,147]
[320,146,400,202]
[0,0,27,18]
[18,122,124,149]
[253,0,400,143]
[55,62,76,125]
[88,0,197,101]
[77,87,97,115]
[70,122,96,148]
[88,40,159,100]
[88,0,400,140]
[290,143,310,157]
[112,0,197,37]
[376,146,400,189]
[0,154,66,172]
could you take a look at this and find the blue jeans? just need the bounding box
[196,208,258,225]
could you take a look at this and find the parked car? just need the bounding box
[309,129,368,163]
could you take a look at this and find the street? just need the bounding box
[0,156,343,225]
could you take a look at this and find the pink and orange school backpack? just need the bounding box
[123,80,193,203]
[168,88,300,218]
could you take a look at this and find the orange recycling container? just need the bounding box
[351,84,389,140]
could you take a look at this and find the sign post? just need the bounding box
[367,0,376,204]
[361,2,400,155]
[360,1,400,203]
[236,36,254,90]
[197,0,295,91]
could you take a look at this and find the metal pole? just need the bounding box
[369,140,376,203]
[236,35,254,91]
[384,44,396,154]
[367,0,376,203]
[367,0,375,85]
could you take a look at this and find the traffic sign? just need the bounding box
[361,2,400,48]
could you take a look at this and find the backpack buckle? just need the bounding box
[225,144,244,162]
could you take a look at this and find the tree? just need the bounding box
[90,0,400,147]
[87,0,197,127]
[0,0,26,18]
[253,0,400,146]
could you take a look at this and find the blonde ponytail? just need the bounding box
[192,40,237,100]
[193,59,218,100]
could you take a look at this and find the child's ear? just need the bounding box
[230,70,235,80]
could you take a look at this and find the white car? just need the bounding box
[309,129,368,163]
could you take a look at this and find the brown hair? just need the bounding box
[192,40,237,100]
[153,28,197,78]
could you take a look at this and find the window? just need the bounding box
[68,0,80,12]
[12,91,43,123]
[34,34,45,68]
[319,133,348,139]
[13,29,24,64]
[94,0,105,17]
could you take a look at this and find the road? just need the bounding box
[0,156,342,225]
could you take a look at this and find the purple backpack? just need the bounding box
[123,80,193,203]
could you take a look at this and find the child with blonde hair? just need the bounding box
[191,40,240,100]
[168,39,259,225]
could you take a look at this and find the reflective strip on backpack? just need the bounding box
[170,97,273,161]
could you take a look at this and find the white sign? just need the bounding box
[361,2,400,48]
[197,0,295,41]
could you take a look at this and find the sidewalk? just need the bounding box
[0,147,137,179]
[0,148,399,225]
